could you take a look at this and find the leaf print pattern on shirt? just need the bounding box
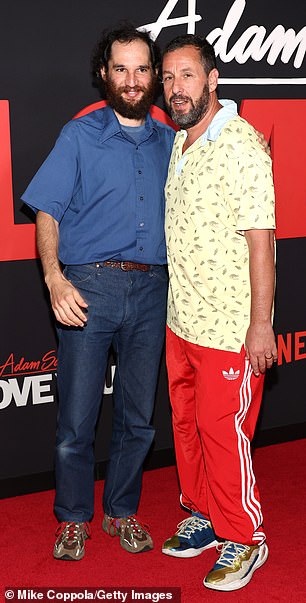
[165,115,275,352]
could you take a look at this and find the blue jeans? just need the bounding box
[54,262,168,521]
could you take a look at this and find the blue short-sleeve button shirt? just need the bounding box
[22,106,175,265]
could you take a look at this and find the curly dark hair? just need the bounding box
[91,23,161,96]
[162,34,217,76]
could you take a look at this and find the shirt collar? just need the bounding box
[98,105,158,144]
[206,99,237,142]
[177,99,237,147]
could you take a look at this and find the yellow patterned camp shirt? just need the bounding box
[165,106,275,353]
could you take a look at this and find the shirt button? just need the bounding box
[140,196,144,201]
[139,246,144,251]
[139,222,144,227]
[138,170,142,174]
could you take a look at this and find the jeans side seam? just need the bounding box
[103,346,127,516]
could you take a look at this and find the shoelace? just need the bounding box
[109,515,150,534]
[56,521,91,542]
[126,515,150,534]
[217,541,250,568]
[176,516,211,539]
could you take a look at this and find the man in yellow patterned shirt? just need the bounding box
[161,34,277,592]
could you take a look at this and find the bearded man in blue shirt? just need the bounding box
[22,25,175,561]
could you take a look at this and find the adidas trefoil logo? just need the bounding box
[222,367,240,381]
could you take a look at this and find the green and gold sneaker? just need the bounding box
[204,541,268,591]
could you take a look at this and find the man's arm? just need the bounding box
[255,130,270,156]
[36,211,88,327]
[244,228,277,376]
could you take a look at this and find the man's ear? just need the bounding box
[101,67,107,81]
[208,68,219,93]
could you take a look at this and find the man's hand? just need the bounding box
[47,272,88,327]
[36,211,88,326]
[245,321,277,376]
[255,129,271,157]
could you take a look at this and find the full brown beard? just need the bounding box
[104,75,159,120]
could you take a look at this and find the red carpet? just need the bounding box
[2,439,306,602]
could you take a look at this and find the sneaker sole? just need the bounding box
[203,543,269,591]
[120,542,153,553]
[162,539,219,558]
[53,550,85,561]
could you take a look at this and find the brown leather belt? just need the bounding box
[102,260,150,272]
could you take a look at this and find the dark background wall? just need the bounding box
[0,0,305,497]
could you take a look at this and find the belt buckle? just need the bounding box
[120,261,129,271]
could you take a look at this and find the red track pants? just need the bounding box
[166,326,266,546]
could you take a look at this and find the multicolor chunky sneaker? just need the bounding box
[102,514,153,553]
[204,541,269,591]
[162,512,219,558]
[53,521,90,561]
